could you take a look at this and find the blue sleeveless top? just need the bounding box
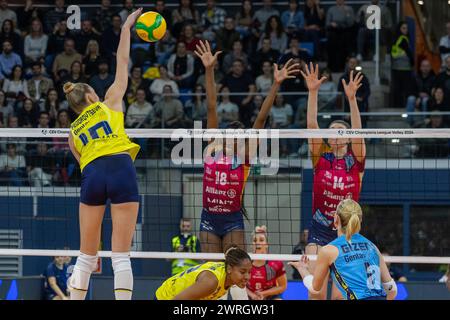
[328,233,387,300]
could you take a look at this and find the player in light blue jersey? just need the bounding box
[290,199,397,300]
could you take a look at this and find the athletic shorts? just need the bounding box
[307,220,337,247]
[80,154,139,205]
[200,209,245,238]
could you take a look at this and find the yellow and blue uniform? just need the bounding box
[156,262,228,300]
[70,102,140,205]
[328,233,387,300]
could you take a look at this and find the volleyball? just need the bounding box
[135,11,167,42]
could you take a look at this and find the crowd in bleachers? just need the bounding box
[0,0,449,186]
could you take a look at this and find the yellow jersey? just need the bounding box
[155,262,228,300]
[70,102,140,172]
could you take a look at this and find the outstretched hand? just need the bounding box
[194,40,222,69]
[288,255,310,272]
[341,70,363,99]
[273,59,301,85]
[123,7,143,29]
[300,62,327,92]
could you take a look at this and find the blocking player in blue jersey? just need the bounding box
[290,199,397,300]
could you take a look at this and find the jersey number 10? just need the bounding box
[79,121,113,146]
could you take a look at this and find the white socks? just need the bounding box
[69,253,98,300]
[112,252,133,300]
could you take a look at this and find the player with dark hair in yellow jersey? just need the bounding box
[66,8,143,300]
[155,246,252,300]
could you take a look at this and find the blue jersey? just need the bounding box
[328,233,387,300]
[43,262,69,296]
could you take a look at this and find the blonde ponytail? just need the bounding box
[63,82,90,113]
[336,199,363,241]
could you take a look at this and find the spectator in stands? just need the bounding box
[382,252,408,282]
[17,0,44,35]
[25,62,54,105]
[155,30,176,66]
[179,24,201,54]
[52,38,82,82]
[235,0,254,38]
[253,0,280,31]
[101,14,121,63]
[150,65,179,103]
[356,0,393,62]
[51,109,73,185]
[44,0,66,34]
[0,40,22,80]
[43,256,69,300]
[416,112,449,158]
[167,42,195,90]
[391,21,414,109]
[171,218,201,276]
[428,87,447,115]
[217,86,240,128]
[215,16,241,55]
[154,85,186,128]
[2,116,26,155]
[255,61,273,95]
[222,40,249,75]
[89,60,114,101]
[271,94,293,156]
[185,84,207,123]
[338,57,370,126]
[172,0,200,39]
[220,59,256,110]
[126,65,150,107]
[249,94,271,128]
[27,142,55,187]
[303,0,325,59]
[46,19,71,61]
[326,0,356,72]
[280,57,307,113]
[18,98,38,127]
[74,19,101,56]
[126,88,154,128]
[0,20,23,59]
[0,0,16,30]
[41,88,64,127]
[37,111,50,129]
[434,56,450,105]
[318,68,338,112]
[94,0,115,33]
[0,89,12,126]
[201,0,226,42]
[406,59,436,125]
[119,0,135,26]
[24,18,48,65]
[252,37,280,76]
[439,22,450,71]
[155,1,172,30]
[281,0,305,39]
[0,143,26,187]
[59,61,87,98]
[2,65,28,107]
[82,40,101,80]
[283,37,312,64]
[258,15,288,54]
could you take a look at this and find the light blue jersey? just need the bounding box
[328,233,387,300]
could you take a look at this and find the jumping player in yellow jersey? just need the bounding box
[155,246,252,300]
[66,8,144,300]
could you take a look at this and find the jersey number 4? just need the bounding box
[79,121,113,146]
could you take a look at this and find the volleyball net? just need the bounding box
[0,128,449,279]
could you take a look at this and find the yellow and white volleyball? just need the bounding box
[135,11,167,42]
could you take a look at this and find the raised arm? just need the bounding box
[104,8,143,112]
[253,59,300,130]
[341,71,366,163]
[194,40,222,129]
[301,63,327,160]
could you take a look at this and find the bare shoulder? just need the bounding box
[320,245,339,261]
